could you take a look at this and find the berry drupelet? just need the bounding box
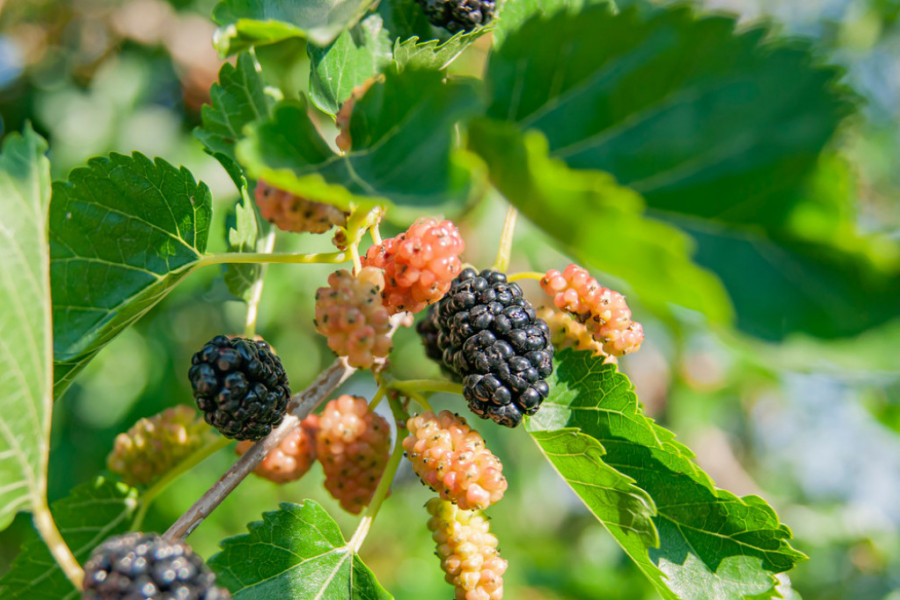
[188,335,291,441]
[415,0,496,34]
[82,532,230,599]
[430,268,554,427]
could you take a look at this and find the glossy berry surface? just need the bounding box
[188,335,291,441]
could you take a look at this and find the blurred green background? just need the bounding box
[1,0,899,598]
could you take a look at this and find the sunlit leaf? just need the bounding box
[0,125,52,531]
[210,501,391,599]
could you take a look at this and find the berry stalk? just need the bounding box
[492,205,518,273]
[390,379,465,396]
[244,230,276,338]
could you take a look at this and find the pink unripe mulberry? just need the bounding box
[535,306,616,363]
[254,180,346,234]
[404,411,506,510]
[540,264,644,356]
[314,268,393,368]
[363,217,465,315]
[426,498,507,600]
[317,395,391,514]
[235,414,320,484]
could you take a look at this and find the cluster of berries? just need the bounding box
[540,264,644,358]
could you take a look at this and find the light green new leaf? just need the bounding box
[308,13,394,116]
[210,501,391,599]
[212,0,378,53]
[527,350,807,600]
[0,126,52,532]
[50,153,212,397]
[468,119,732,328]
[223,181,264,302]
[195,53,272,188]
[0,478,138,599]
[237,68,482,219]
[306,0,491,116]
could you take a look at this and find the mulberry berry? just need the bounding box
[314,268,393,368]
[254,180,346,234]
[235,414,319,484]
[83,532,230,599]
[188,335,291,441]
[431,268,554,427]
[540,264,643,356]
[363,217,465,315]
[404,411,506,510]
[426,498,507,600]
[317,395,391,514]
[415,0,496,33]
[107,406,217,487]
[535,306,615,363]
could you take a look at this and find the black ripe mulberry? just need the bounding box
[188,335,291,441]
[415,0,496,34]
[431,268,554,427]
[83,532,230,599]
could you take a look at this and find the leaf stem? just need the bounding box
[32,498,83,588]
[244,230,277,338]
[132,436,232,532]
[492,205,519,272]
[197,251,348,267]
[390,379,464,396]
[507,271,545,283]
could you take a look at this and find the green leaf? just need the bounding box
[682,219,900,340]
[236,68,482,219]
[50,153,212,397]
[212,0,378,53]
[527,350,807,600]
[0,125,52,532]
[308,13,394,116]
[209,501,391,599]
[306,1,491,116]
[195,53,272,188]
[487,4,854,230]
[223,182,264,301]
[493,0,611,46]
[529,428,658,547]
[0,478,139,599]
[468,120,733,327]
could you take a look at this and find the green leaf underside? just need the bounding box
[468,120,733,327]
[680,218,900,340]
[210,501,391,599]
[488,4,854,229]
[224,183,263,301]
[493,0,611,46]
[0,126,52,532]
[0,478,138,599]
[50,152,211,397]
[212,0,378,52]
[196,54,272,189]
[527,350,806,600]
[237,68,480,216]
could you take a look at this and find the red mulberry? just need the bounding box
[363,217,465,315]
[235,414,320,484]
[426,498,507,600]
[107,405,216,487]
[314,268,393,369]
[254,180,346,234]
[317,395,391,514]
[404,411,506,510]
[540,264,644,356]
